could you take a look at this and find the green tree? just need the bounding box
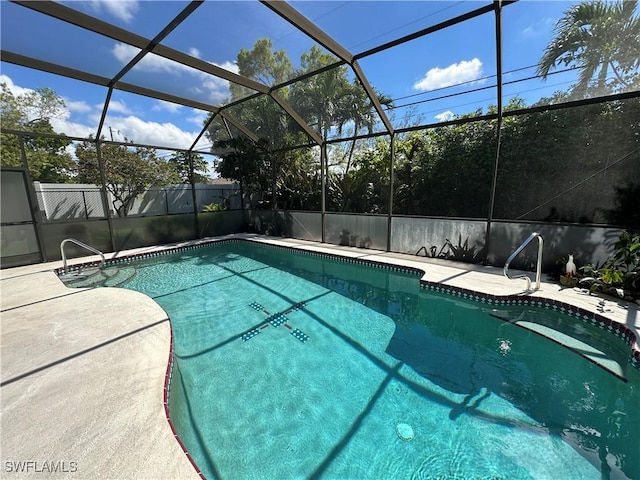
[393,132,429,215]
[168,151,209,184]
[288,46,393,212]
[232,38,293,93]
[340,137,391,213]
[537,0,640,96]
[214,137,273,209]
[75,137,180,217]
[206,38,296,149]
[275,148,322,210]
[0,83,75,182]
[342,86,393,176]
[209,40,392,213]
[290,46,354,142]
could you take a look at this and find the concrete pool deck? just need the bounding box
[1,234,638,479]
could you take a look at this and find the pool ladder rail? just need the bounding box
[503,232,543,291]
[60,238,105,275]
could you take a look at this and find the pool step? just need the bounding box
[490,309,628,382]
[59,266,137,288]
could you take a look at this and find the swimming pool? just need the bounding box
[71,240,640,479]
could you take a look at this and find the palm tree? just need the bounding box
[340,84,393,176]
[290,47,353,142]
[537,0,640,95]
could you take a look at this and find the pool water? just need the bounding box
[119,242,640,480]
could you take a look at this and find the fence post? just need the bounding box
[189,151,200,239]
[387,133,395,252]
[96,142,117,252]
[321,143,326,243]
[82,191,89,219]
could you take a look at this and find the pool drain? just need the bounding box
[396,423,414,441]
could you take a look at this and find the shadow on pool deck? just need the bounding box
[1,234,638,479]
[0,268,198,480]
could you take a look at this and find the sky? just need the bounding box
[1,0,583,157]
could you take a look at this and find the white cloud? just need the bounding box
[187,110,209,126]
[153,100,183,113]
[50,117,96,139]
[85,0,139,23]
[215,61,239,75]
[523,17,556,36]
[64,99,93,114]
[414,58,484,91]
[106,99,133,115]
[435,111,455,122]
[111,43,137,64]
[111,43,238,105]
[112,43,226,76]
[0,74,33,96]
[103,115,209,150]
[3,74,211,151]
[197,78,231,105]
[199,61,239,104]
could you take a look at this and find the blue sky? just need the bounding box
[1,1,581,154]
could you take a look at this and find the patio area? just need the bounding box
[1,0,639,477]
[1,260,198,479]
[1,234,638,479]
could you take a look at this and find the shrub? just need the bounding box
[202,203,226,212]
[579,231,640,301]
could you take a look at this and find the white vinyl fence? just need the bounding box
[33,182,241,222]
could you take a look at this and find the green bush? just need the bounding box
[202,203,226,212]
[579,231,640,300]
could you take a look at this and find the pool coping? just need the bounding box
[2,233,639,480]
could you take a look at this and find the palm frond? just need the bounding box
[536,0,639,95]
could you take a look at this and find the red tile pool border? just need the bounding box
[163,326,206,479]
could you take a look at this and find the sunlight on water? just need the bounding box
[121,242,639,480]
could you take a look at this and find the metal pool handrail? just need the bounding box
[504,232,543,291]
[60,238,105,274]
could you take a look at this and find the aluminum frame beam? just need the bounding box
[270,91,323,146]
[1,50,220,113]
[12,1,267,94]
[261,0,394,136]
[1,50,110,89]
[96,1,204,140]
[2,50,261,148]
[10,0,320,148]
[260,0,353,63]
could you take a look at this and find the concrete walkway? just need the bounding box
[1,234,638,479]
[1,263,198,479]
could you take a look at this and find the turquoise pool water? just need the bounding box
[119,242,639,480]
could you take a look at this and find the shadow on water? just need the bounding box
[171,362,223,479]
[308,364,402,480]
[223,242,639,479]
[155,253,566,478]
[385,292,639,480]
[120,240,639,480]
